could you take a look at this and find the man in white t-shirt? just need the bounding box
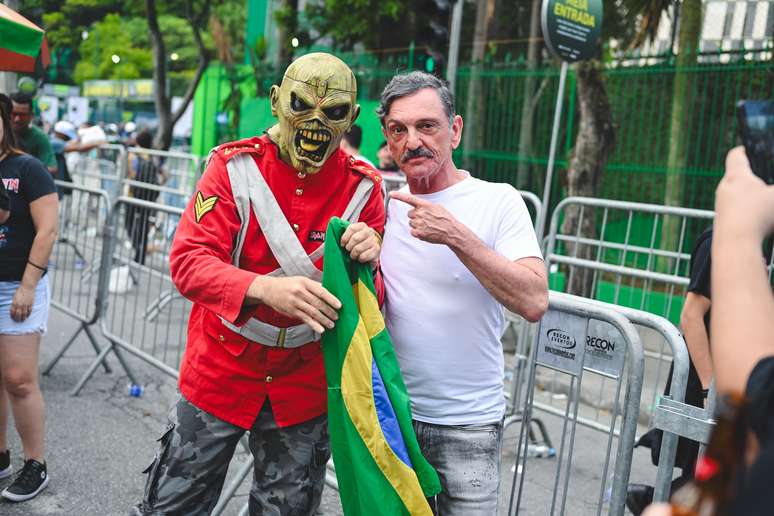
[378,71,548,515]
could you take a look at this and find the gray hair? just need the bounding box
[376,71,455,126]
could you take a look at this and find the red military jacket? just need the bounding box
[170,135,385,429]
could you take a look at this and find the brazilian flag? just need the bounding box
[322,218,441,516]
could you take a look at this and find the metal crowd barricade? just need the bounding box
[84,197,190,385]
[503,190,544,431]
[381,172,406,199]
[577,297,694,504]
[96,143,127,170]
[508,292,645,516]
[541,197,714,430]
[124,146,201,208]
[64,196,250,515]
[68,148,123,203]
[43,181,138,391]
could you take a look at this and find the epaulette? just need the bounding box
[215,138,265,160]
[348,156,382,184]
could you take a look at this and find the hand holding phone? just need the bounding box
[736,100,774,185]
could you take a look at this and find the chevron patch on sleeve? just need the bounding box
[194,191,219,223]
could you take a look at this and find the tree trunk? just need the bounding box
[461,0,495,170]
[146,0,211,150]
[275,0,299,68]
[516,0,542,189]
[660,0,702,265]
[561,60,615,297]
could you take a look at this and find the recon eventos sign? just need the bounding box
[541,0,603,62]
[545,329,577,359]
[537,311,588,376]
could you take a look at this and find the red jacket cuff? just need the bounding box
[220,268,258,325]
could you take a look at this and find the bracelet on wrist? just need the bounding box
[27,260,48,275]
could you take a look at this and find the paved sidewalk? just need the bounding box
[2,306,655,515]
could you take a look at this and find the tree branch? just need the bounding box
[145,0,168,110]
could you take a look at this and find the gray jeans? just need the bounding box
[131,396,329,516]
[413,419,504,516]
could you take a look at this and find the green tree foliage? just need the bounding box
[72,14,151,81]
[71,13,206,86]
[20,0,245,87]
[303,0,461,58]
[304,0,407,50]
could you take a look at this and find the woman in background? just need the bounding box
[0,93,58,502]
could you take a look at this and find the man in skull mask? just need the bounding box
[132,53,385,516]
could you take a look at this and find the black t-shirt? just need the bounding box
[0,154,57,281]
[732,356,774,515]
[687,227,712,332]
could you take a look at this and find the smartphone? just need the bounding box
[736,100,774,184]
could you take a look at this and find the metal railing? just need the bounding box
[508,292,645,516]
[44,181,137,389]
[543,197,713,430]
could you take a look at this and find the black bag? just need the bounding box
[130,158,161,203]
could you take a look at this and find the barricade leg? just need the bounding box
[56,235,86,264]
[70,331,138,396]
[42,322,113,376]
[70,341,115,396]
[653,431,679,502]
[144,289,181,322]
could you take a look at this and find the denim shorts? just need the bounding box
[0,276,51,335]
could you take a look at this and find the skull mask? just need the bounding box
[268,53,360,174]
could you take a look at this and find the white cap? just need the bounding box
[54,120,77,141]
[124,121,137,133]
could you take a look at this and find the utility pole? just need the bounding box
[446,0,464,94]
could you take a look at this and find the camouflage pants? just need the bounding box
[131,395,329,516]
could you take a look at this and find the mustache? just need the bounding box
[401,147,433,163]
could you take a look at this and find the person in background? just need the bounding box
[626,226,713,513]
[9,93,56,176]
[49,120,106,194]
[76,121,107,153]
[378,71,548,515]
[643,147,774,516]
[121,121,137,143]
[377,141,398,172]
[339,124,374,167]
[0,93,59,503]
[125,129,165,265]
[376,140,405,196]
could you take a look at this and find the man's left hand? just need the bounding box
[390,191,459,245]
[341,222,382,263]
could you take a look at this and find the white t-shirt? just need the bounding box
[381,173,542,425]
